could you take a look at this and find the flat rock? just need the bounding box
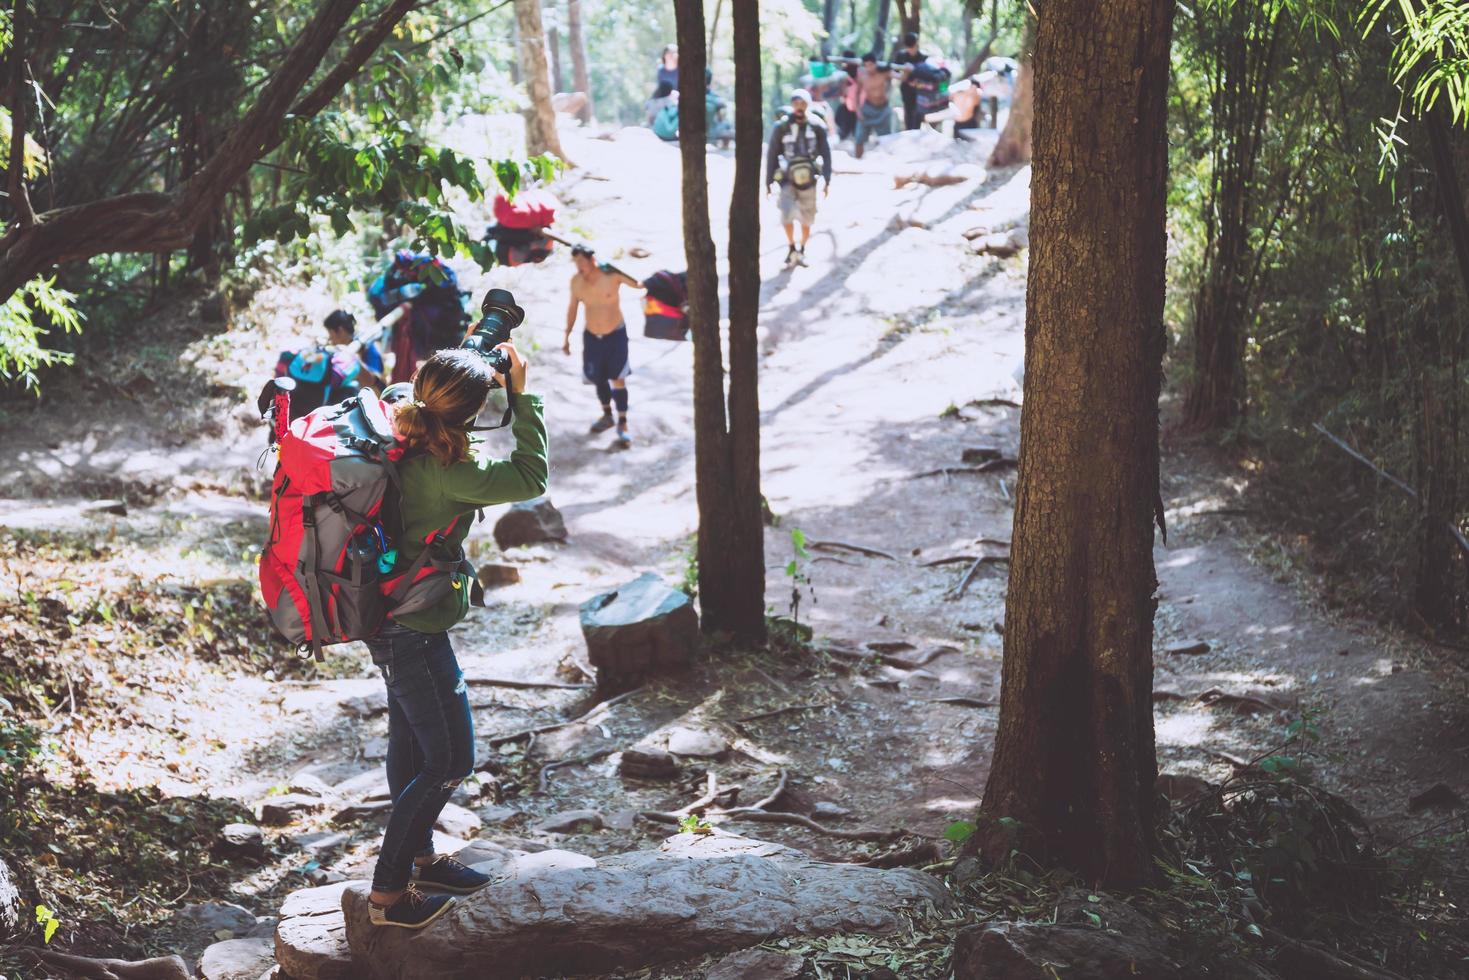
[258,793,325,825]
[526,721,608,764]
[275,881,354,980]
[960,446,1004,463]
[619,747,680,780]
[83,498,128,516]
[532,809,605,834]
[502,849,598,878]
[493,497,567,549]
[434,803,482,838]
[953,921,1182,980]
[706,948,805,980]
[340,691,388,719]
[292,831,349,855]
[477,805,524,826]
[664,725,728,758]
[476,563,522,588]
[332,769,391,801]
[811,802,852,821]
[580,572,699,687]
[1163,639,1211,656]
[341,833,952,979]
[333,800,392,824]
[199,937,277,980]
[288,772,335,797]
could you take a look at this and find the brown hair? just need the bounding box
[394,349,496,466]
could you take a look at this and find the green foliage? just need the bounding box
[35,904,59,944]
[784,527,815,625]
[1363,0,1469,123]
[0,277,83,392]
[943,819,977,843]
[678,813,712,834]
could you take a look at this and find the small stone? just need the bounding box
[305,868,347,886]
[362,737,388,760]
[707,948,805,980]
[960,446,1004,464]
[604,809,638,831]
[287,772,333,797]
[83,499,128,517]
[533,809,606,834]
[477,563,523,588]
[435,802,482,838]
[290,831,348,855]
[1164,639,1211,656]
[217,823,267,860]
[664,726,728,758]
[493,497,568,549]
[340,690,388,719]
[580,572,700,688]
[478,805,525,826]
[331,800,392,824]
[811,801,852,821]
[619,747,680,780]
[198,937,276,980]
[865,640,915,654]
[257,793,324,826]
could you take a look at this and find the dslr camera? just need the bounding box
[462,287,524,388]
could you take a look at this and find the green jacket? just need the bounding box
[392,392,548,634]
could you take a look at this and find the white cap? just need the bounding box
[790,87,812,104]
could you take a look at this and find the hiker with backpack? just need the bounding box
[893,32,928,130]
[367,251,471,382]
[272,310,382,421]
[766,88,832,268]
[564,244,642,447]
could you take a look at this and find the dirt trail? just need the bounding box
[3,118,1466,945]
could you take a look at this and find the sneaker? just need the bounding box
[795,248,808,267]
[368,885,455,929]
[615,422,632,448]
[784,245,798,268]
[413,854,492,895]
[589,411,615,433]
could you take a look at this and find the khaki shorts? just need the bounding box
[778,183,818,226]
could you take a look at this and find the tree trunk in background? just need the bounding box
[725,0,767,643]
[964,0,1175,889]
[514,0,568,161]
[822,0,837,58]
[547,27,565,93]
[875,0,891,57]
[988,13,1033,167]
[567,0,593,122]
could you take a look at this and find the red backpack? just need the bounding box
[259,392,480,660]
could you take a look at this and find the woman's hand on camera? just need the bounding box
[493,343,528,393]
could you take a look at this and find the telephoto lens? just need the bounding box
[461,288,525,388]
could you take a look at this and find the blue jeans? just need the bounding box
[364,624,474,891]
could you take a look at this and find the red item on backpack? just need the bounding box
[492,189,559,230]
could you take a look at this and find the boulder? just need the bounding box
[434,803,482,839]
[476,563,522,588]
[275,882,355,980]
[664,726,729,758]
[706,948,805,980]
[258,793,325,825]
[492,498,567,549]
[341,833,952,979]
[199,937,277,980]
[0,857,21,942]
[580,572,699,687]
[953,921,1183,980]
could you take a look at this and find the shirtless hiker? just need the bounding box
[565,245,642,446]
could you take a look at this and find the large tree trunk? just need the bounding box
[514,0,568,161]
[567,0,593,123]
[875,0,892,58]
[547,26,565,93]
[822,0,837,58]
[965,0,1175,889]
[724,0,767,643]
[0,0,416,306]
[674,0,766,644]
[988,14,1034,167]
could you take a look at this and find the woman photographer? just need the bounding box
[365,343,546,929]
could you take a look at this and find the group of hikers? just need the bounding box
[257,33,1020,931]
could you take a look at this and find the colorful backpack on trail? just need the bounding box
[274,345,363,421]
[642,270,689,341]
[483,191,559,268]
[259,391,481,660]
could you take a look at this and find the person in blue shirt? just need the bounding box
[325,309,384,392]
[655,44,678,94]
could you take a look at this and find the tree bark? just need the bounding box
[547,27,565,94]
[0,0,416,305]
[7,0,38,229]
[822,0,837,58]
[514,0,568,162]
[965,0,1175,889]
[987,13,1033,167]
[567,0,593,123]
[724,0,767,643]
[875,0,892,58]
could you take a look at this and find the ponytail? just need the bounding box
[394,349,496,466]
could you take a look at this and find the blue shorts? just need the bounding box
[583,325,631,384]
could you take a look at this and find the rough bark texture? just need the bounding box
[0,0,416,305]
[566,0,593,122]
[723,0,768,643]
[966,0,1175,889]
[987,16,1033,168]
[340,835,953,979]
[513,0,568,162]
[676,0,766,644]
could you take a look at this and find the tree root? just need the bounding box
[465,677,593,690]
[947,555,1010,598]
[536,748,618,792]
[482,686,647,754]
[736,701,830,723]
[809,540,900,561]
[1260,927,1411,980]
[27,950,190,980]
